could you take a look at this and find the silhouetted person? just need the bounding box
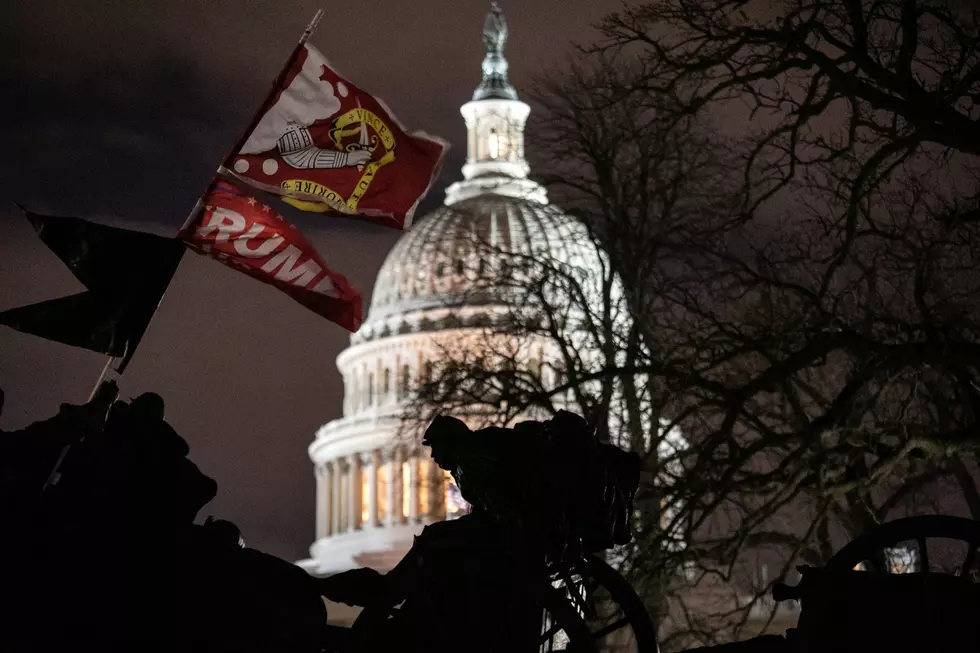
[316,411,643,653]
[422,411,640,562]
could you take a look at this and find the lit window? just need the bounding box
[488,128,499,159]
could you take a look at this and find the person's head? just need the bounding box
[423,415,471,470]
[129,392,165,422]
[123,392,190,459]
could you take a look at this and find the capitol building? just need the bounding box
[294,4,810,642]
[295,1,608,624]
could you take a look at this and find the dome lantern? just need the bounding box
[446,2,547,206]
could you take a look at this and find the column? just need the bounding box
[324,462,334,536]
[315,465,326,539]
[387,447,401,527]
[407,455,419,522]
[330,460,341,535]
[348,453,362,531]
[367,450,380,528]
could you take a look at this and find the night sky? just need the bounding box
[0,1,621,561]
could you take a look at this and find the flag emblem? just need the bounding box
[275,100,397,214]
[223,44,447,230]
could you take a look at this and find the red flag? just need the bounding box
[220,43,448,230]
[180,182,363,332]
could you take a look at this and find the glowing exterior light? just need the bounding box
[488,128,500,159]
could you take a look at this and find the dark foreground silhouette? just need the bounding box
[1,385,349,652]
[324,412,649,653]
[0,387,646,653]
[5,386,978,653]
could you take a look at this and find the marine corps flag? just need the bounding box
[220,43,447,230]
[0,208,186,371]
[179,182,363,332]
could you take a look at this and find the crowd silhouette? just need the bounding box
[0,384,357,652]
[1,385,644,652]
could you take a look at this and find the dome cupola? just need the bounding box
[445,2,547,205]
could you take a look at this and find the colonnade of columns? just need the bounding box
[314,447,447,539]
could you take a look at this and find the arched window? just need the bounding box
[422,361,434,386]
[382,368,391,396]
[367,372,375,406]
[399,364,411,398]
[488,126,500,159]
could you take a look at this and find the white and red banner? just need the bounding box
[180,182,363,332]
[220,43,448,231]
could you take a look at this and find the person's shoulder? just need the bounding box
[418,514,492,545]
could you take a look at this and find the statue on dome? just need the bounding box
[482,1,508,56]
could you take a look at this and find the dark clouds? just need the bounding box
[1,0,618,560]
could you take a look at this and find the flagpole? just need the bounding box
[219,9,325,172]
[88,356,116,401]
[181,9,324,235]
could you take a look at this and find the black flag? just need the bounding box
[0,208,186,372]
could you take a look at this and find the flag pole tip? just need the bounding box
[305,9,325,38]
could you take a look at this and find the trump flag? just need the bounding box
[180,182,363,332]
[220,43,447,230]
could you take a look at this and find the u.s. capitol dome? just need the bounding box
[297,3,608,619]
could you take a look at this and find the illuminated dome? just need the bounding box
[361,196,592,330]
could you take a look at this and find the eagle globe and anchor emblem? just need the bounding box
[276,99,397,214]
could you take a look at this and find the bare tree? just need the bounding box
[400,1,980,648]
